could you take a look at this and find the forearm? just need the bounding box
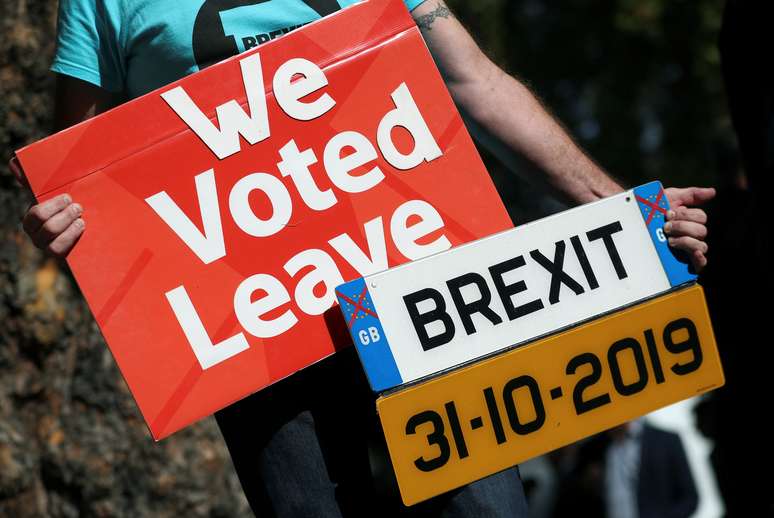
[414,1,622,204]
[450,63,622,204]
[413,1,714,272]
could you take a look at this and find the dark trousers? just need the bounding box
[215,347,529,517]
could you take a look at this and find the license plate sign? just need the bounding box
[377,285,723,505]
[336,182,696,392]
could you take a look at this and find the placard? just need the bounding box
[14,0,512,439]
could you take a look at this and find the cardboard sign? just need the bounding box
[336,182,696,392]
[14,0,512,440]
[377,285,723,505]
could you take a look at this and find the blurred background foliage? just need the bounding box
[0,0,737,516]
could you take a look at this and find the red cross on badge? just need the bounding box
[635,188,668,225]
[336,287,378,329]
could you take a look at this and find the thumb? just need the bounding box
[667,186,716,207]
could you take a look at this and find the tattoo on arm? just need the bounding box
[416,2,453,31]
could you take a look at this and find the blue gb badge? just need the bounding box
[335,277,403,392]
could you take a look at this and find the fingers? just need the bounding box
[668,236,709,273]
[46,219,86,257]
[668,236,708,255]
[691,249,708,272]
[664,219,707,241]
[667,206,707,225]
[664,201,710,272]
[22,193,86,258]
[23,194,73,235]
[32,202,83,245]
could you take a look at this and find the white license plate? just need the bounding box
[335,182,695,391]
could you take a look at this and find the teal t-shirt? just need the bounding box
[52,0,425,99]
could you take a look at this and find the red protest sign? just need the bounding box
[15,0,512,440]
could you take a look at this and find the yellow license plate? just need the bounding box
[377,285,723,505]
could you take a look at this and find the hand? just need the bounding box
[13,159,86,258]
[664,186,716,273]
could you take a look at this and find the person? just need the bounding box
[13,1,715,516]
[553,420,698,518]
[604,420,698,518]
